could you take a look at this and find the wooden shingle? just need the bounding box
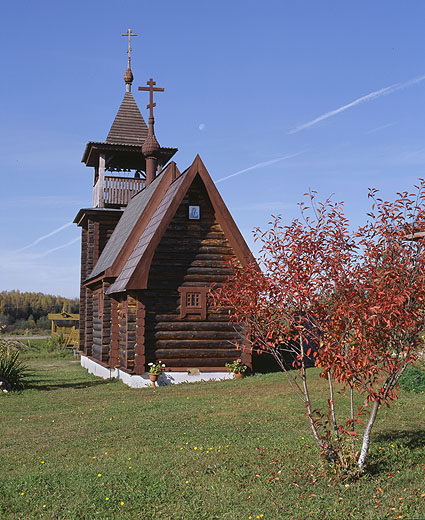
[106,92,148,146]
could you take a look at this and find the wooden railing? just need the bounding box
[93,175,145,207]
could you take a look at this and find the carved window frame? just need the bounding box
[178,286,208,320]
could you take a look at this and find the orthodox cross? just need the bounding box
[121,28,137,66]
[138,78,164,119]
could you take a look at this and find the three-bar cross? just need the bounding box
[138,78,164,119]
[121,28,138,65]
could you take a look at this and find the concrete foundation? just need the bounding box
[80,355,233,388]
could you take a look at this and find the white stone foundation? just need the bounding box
[80,355,233,388]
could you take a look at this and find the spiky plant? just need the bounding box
[0,341,27,392]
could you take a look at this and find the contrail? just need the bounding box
[215,152,304,184]
[365,122,397,135]
[288,73,425,134]
[15,222,73,252]
[36,237,80,258]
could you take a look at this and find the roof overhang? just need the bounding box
[73,207,124,227]
[82,141,177,170]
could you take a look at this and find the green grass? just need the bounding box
[399,362,425,393]
[13,337,75,360]
[1,355,424,520]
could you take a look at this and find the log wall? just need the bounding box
[78,210,121,358]
[117,298,126,368]
[79,227,88,353]
[115,295,143,372]
[90,283,113,365]
[91,288,101,360]
[101,281,112,364]
[141,174,243,371]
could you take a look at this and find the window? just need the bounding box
[179,286,208,319]
[186,292,200,308]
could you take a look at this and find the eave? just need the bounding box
[81,141,177,170]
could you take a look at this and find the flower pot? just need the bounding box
[233,372,244,380]
[149,373,159,386]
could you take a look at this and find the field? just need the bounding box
[1,347,424,519]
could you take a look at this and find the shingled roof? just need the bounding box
[87,171,164,280]
[106,91,148,146]
[107,173,186,293]
[97,155,253,295]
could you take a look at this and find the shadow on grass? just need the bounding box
[366,428,425,475]
[24,377,117,392]
[373,429,425,450]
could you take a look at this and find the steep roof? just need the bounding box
[107,173,186,293]
[102,155,253,295]
[106,92,148,146]
[87,172,164,280]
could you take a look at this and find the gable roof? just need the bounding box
[106,92,148,146]
[107,173,186,293]
[105,155,253,295]
[87,170,165,281]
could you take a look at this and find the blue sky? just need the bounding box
[1,1,425,297]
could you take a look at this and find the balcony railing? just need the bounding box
[93,175,145,207]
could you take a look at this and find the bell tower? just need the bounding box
[81,29,177,209]
[75,30,177,355]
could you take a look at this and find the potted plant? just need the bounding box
[225,359,247,379]
[148,361,165,386]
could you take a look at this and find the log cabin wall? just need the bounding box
[79,211,122,357]
[126,295,138,372]
[79,227,88,353]
[116,295,139,372]
[134,297,146,374]
[143,175,242,370]
[117,298,128,369]
[109,297,119,368]
[83,220,97,356]
[91,287,101,361]
[91,282,112,365]
[101,282,112,364]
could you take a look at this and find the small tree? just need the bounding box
[213,183,425,473]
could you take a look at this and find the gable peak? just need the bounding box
[190,154,208,174]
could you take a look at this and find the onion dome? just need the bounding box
[124,66,134,85]
[142,132,160,157]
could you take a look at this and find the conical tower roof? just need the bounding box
[82,30,177,170]
[106,91,148,146]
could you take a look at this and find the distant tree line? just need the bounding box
[0,291,79,332]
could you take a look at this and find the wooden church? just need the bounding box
[75,31,253,386]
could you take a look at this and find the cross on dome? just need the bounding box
[121,28,138,67]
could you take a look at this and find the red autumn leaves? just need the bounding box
[212,182,425,470]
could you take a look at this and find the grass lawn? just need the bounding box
[1,353,424,520]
